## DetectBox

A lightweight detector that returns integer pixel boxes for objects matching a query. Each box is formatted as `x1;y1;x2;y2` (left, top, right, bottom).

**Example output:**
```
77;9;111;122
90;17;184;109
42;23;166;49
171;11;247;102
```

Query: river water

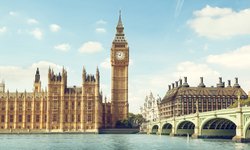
0;134;249;150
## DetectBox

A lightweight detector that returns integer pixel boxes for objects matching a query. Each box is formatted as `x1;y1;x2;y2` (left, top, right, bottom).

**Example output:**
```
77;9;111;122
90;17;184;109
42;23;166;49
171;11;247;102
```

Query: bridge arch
243;120;250;138
151;125;159;134
161;123;172;135
200;116;236;131
176;120;195;136
201;117;236;138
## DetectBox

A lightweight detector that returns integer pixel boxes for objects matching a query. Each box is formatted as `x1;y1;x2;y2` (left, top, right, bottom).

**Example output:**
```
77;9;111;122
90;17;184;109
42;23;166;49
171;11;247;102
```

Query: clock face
116;51;125;60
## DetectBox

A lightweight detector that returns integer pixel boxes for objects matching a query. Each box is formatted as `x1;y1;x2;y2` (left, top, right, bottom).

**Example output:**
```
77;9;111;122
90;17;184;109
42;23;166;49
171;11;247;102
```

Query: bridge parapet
147;107;250;142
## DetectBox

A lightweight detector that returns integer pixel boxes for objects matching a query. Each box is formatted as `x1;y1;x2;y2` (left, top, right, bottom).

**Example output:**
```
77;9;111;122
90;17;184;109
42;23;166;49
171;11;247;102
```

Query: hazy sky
1;0;250;113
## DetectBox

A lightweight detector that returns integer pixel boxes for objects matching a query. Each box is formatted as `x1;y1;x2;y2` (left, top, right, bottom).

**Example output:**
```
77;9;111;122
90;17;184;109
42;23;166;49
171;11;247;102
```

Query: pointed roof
117;10;123;28
113;10;127;43
35;68;40;83
36;68;40;75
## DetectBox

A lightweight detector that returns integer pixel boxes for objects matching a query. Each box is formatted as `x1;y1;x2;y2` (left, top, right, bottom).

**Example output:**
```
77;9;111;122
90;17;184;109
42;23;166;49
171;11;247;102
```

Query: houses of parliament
0;13;129;133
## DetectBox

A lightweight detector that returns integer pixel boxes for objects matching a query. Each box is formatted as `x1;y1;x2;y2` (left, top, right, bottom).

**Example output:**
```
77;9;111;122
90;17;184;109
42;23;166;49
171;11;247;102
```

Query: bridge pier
232;136;250;143
191;113;200;138
169;118;176;136
232;108;250;143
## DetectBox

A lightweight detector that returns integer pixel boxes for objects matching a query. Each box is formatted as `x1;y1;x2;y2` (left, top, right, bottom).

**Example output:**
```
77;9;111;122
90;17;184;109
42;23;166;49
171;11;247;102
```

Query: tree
128;113;145;128
229;97;250;108
115;113;145;128
115;119;132;128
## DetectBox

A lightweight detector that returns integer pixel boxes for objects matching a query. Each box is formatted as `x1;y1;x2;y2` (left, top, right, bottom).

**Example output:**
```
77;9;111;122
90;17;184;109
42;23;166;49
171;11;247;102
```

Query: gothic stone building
140;92;161;132
160;77;248;119
0;13;129;133
140;92;161;123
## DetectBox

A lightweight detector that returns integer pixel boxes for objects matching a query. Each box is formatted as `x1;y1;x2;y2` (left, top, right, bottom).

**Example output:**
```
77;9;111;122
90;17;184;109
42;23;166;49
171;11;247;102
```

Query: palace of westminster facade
0;13;129;133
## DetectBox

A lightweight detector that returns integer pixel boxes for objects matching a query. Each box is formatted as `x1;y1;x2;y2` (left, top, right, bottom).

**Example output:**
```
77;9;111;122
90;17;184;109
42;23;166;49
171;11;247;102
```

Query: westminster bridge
147;107;250;142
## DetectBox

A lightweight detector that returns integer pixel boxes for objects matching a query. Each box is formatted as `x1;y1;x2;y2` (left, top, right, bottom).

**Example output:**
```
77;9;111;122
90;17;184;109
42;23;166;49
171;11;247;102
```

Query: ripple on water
0;134;249;150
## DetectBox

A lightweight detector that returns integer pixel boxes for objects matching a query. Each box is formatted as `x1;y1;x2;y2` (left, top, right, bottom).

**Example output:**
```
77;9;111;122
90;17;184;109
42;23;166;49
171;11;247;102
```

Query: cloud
173;61;220;80
0;61;62;91
0;26;7;33
100;58;111;69
96;19;107;25
95;28;106;33
54;43;71;52
194;5;233;17
30;28;43;40
188;5;250;39
50;24;61;32
207;45;250;69
31;61;62;70
9;11;18;16
27;18;39;25
78;41;104;53
203;44;208;51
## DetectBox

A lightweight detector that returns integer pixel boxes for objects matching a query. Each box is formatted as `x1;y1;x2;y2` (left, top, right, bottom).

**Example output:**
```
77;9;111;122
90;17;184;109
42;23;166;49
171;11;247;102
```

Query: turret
95;67;100;96
61;67;68;95
0;80;5;93
82;66;86;84
35;68;40;83
47;67;67;95
96;67;100;84
34;68;41;93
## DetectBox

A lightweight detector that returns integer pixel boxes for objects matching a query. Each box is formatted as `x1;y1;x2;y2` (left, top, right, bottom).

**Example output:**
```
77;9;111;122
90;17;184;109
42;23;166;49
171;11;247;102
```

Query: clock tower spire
111;11;129;127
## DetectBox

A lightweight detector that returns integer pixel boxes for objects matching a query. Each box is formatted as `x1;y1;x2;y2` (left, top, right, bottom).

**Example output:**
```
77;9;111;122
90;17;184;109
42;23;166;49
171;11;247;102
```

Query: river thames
0;134;249;150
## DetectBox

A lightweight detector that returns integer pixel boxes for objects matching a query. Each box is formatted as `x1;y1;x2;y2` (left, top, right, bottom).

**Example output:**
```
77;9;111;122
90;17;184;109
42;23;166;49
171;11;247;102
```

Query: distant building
160;77;248;119
140;92;161;122
140;92;161;132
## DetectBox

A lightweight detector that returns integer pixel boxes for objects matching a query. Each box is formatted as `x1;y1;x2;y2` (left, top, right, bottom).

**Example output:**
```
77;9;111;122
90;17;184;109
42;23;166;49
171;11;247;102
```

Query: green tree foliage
115;120;132;128
229;97;250;108
115;113;145;128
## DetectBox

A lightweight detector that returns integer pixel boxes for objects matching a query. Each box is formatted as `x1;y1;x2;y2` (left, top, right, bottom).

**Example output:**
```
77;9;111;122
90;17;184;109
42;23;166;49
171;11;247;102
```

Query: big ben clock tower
111;11;129;127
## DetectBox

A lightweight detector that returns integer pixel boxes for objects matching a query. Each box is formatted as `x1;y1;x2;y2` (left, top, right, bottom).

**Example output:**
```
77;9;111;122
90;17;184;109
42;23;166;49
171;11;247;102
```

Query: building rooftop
161;77;248;103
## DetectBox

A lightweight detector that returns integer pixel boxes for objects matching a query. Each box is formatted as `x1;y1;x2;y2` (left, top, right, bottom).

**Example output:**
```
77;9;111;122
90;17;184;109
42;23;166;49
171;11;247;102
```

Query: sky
1;0;250;113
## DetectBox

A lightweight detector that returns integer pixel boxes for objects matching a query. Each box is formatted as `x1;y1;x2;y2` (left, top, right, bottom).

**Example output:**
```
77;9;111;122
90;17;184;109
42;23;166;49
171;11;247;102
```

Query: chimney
182;77;189;87
233;77;240;88
217;77;224;88
172;83;175;89
179;79;182;87
168;85;171;91
175;81;178;88
227;80;231;87
198;77;205;88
